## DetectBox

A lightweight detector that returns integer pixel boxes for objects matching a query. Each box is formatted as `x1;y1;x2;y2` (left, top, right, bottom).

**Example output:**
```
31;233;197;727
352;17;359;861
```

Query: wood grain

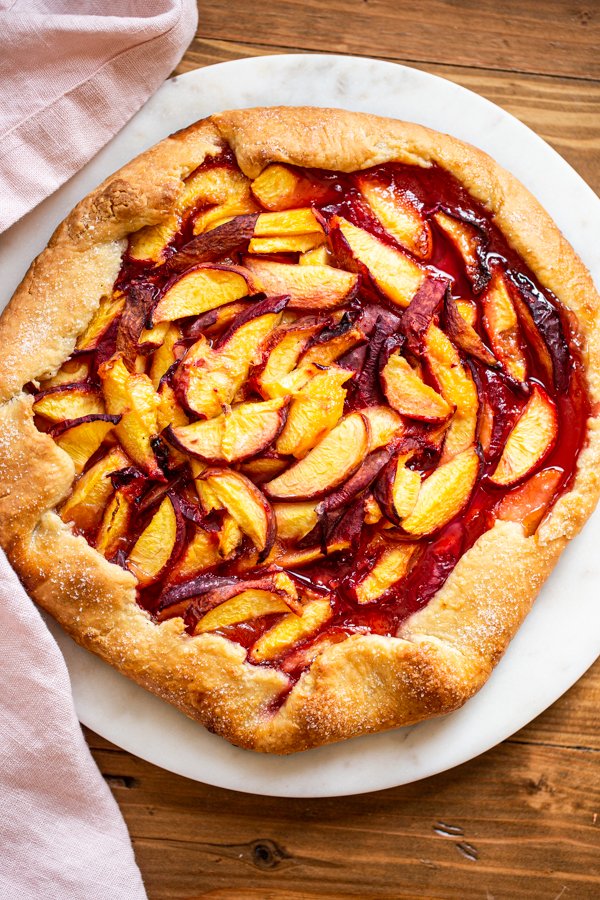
87;3;600;898
197;0;600;81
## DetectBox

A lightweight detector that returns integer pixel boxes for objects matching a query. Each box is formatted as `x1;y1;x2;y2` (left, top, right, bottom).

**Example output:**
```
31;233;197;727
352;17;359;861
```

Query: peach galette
1;108;599;753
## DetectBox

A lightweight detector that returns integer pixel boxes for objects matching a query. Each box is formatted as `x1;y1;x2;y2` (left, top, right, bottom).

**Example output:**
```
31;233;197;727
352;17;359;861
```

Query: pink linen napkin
0;0;198;233
0;551;147;899
0;1;199;896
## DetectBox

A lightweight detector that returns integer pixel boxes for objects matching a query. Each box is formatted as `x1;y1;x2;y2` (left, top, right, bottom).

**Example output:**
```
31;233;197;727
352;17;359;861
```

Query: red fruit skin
400;277;449;354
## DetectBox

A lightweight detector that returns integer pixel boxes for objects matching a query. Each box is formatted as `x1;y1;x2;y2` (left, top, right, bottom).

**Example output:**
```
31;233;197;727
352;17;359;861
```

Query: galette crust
1;107;599;753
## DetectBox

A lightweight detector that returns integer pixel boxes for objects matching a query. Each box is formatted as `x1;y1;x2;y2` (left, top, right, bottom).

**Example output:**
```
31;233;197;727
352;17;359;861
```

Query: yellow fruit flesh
249;598;333;662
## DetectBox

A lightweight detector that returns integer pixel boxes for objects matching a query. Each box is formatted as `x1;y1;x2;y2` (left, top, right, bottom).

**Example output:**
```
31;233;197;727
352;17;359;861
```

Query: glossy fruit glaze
34;149;590;682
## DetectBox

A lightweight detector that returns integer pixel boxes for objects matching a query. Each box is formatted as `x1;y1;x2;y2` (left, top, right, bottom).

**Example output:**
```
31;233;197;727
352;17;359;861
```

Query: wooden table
86;3;600;896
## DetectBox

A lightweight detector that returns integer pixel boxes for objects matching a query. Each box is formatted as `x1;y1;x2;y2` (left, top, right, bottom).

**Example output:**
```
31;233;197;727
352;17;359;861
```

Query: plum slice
127;494;185;587
153;265;258;324
249;598;333;663
400;277;448;355
161;213;259;277
433;209;489;292
265;412;370;501
489;385;558;487
401;445;480;536
510;273;571;393
381;350;452;423
444;294;497;367
329;215;425;308
243;257;358;310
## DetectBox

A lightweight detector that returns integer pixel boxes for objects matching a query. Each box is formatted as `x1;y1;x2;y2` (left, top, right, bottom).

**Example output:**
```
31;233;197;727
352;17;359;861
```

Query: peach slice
176;298;286;418
240;455;288;483
127;495;185;587
138;320;171;352
243;258;358;310
184;300;252;342
489;385;558;487
200;469;276;557
273;501;319;542
149;324;182;390
392;454;423;521
194;590;293;634
433;210;488;291
482;272;527;382
401;445;480;536
129;165;252;262
75;294;125;352
221;398;288;463
60;447;128;535
276;365;353;458
364;494;383;525
381;350;453;423
51;414;120;474
355;176;432;259
254;207;324;237
330;215;425;308
253;321;322;398
153;265;256;324
299;322;366;369
33;384;105;422
41;357;91;389
191;166;259;235
249;597;333;663
169;527;221;582
455;299;477;328
266;412;370;500
355;542;419;604
248;234;324;254
99;355;162;478
168;397;288;463
362;406;405;450
424;324;479;462
95;489;133;559
250;164;331;210
269;545;324;569
299;245;331;267
219;513;244;559
167;415;224;462
496;466;563;535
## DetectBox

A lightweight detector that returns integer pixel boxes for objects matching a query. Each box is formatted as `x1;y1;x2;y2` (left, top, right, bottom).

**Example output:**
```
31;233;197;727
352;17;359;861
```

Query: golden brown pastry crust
1;107;599;753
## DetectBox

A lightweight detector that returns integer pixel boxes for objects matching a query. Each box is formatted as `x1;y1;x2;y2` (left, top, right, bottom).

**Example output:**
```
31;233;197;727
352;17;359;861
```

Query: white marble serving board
1;55;599;798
